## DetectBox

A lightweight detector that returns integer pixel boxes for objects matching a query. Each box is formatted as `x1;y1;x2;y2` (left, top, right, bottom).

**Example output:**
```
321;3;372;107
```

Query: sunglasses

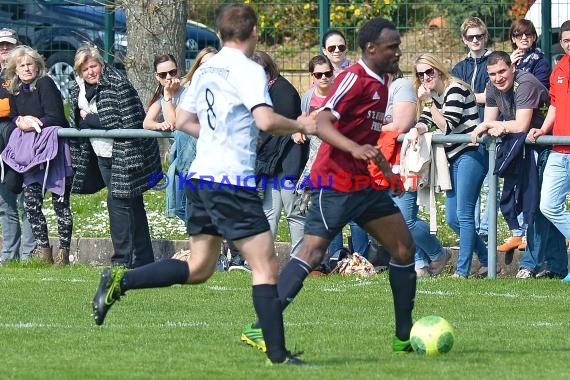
512;31;531;39
465;34;484;42
326;44;346;53
415;68;436;80
312;70;333;79
156;69;178;79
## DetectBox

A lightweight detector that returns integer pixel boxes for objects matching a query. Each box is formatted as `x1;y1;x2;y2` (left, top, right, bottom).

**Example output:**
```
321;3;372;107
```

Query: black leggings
23;179;73;249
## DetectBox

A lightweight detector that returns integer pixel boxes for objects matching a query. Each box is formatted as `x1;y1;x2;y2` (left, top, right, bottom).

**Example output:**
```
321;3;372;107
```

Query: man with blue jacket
452;17;493;245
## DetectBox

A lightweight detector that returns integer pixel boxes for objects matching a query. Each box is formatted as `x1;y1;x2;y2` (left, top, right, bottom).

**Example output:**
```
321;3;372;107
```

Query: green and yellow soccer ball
410;315;455;356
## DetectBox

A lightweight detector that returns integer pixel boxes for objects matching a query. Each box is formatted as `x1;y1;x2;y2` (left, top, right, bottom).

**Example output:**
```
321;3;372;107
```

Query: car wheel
46;51;76;100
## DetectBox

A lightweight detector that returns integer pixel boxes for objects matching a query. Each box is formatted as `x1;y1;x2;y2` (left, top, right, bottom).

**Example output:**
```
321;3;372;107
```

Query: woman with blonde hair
180;47;218;86
408;53;488;278
68;42;160;268
3;45;73;265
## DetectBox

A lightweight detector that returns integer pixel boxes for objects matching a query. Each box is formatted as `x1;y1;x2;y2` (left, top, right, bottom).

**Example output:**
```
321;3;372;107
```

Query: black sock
252;284;286;363
251;258;311;329
277;257;311;310
389;263;416;341
121;259;189;291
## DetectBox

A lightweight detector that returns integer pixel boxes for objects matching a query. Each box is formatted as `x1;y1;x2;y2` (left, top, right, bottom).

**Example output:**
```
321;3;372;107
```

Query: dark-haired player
242;17;417;353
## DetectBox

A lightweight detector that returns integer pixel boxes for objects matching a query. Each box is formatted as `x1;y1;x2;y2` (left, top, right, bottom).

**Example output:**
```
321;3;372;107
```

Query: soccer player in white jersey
90;3;316;365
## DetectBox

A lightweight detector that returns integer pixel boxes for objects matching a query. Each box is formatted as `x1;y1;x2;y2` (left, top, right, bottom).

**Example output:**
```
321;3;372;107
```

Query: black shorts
304;187;400;240
184;179;270;240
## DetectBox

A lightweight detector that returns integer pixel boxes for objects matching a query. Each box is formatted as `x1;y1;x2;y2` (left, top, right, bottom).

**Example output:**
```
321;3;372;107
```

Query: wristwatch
424;100;433;108
164;97;172;102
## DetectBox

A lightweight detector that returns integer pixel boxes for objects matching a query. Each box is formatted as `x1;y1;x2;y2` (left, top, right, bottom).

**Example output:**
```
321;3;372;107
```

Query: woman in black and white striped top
409;53;488;279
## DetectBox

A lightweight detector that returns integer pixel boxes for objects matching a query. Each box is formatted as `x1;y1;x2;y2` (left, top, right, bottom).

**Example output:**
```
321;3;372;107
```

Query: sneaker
91;267;125;326
562;273;570;283
536;270;565;279
451;273;467;279
228;261;252;273
266;351;306;366
517;236;527;251
392;336;413;353
429;248;452;276
515;267;535;279
497;236;523;252
473;266;488;278
240;324;266;352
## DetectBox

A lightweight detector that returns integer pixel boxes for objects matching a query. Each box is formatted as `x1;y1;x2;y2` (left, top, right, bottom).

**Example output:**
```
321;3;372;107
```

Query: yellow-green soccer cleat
91;267;125;326
240;324;267;352
392;336;413;353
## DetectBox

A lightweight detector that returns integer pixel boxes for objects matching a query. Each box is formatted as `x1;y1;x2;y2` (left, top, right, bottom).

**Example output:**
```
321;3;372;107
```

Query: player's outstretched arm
252;105;316;136
175;108;201;137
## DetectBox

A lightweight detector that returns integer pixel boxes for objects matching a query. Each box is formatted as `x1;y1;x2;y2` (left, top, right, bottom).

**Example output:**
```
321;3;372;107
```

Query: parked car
0;0;220;99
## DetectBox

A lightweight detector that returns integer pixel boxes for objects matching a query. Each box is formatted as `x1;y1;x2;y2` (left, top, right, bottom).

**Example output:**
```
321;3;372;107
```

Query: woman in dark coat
68;43;161;268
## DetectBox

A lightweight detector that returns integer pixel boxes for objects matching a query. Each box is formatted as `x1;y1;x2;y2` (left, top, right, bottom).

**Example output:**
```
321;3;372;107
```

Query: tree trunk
121;0;188;108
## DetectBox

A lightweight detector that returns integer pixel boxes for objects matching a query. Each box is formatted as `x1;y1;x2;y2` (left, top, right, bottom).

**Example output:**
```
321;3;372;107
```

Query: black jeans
97;156;154;268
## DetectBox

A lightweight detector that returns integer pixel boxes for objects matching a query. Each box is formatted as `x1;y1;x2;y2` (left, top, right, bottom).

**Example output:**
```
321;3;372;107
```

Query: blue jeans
474;174;487;234
520;210;568;275
393;191;444;269
446;147;488;277
328;221;370;256
512;213;526;237
540;152;570;239
174;173;188;221
0;185;35;262
522;149;568;275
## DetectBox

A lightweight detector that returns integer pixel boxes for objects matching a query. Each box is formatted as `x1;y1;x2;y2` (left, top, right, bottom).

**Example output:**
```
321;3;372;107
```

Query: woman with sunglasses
143;54;182;131
298;55;370;260
146;49;217;222
322;29;350;77
509;19;551;88
409;53;488;279
370;68;451;277
69;43;161;268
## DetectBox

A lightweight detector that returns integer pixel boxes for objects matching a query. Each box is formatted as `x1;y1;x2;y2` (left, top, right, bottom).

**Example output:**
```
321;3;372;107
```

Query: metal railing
57;128;569;279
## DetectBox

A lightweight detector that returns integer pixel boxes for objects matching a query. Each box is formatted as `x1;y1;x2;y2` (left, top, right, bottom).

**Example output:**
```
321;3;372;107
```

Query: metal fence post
104;0;115;64
318;0;330;52
485;136;498;278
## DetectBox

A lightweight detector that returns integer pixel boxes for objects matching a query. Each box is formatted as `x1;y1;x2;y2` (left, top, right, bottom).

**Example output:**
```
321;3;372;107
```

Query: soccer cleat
265;351;306;366
240;324;266;352
392;336;413;353
92;267;126;326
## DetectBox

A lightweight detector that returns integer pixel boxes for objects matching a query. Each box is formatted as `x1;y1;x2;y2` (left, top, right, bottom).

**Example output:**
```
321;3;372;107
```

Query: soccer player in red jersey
242;17;417;354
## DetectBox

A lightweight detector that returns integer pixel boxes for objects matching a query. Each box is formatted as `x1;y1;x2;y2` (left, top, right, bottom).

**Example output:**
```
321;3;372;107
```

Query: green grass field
1;264;568;380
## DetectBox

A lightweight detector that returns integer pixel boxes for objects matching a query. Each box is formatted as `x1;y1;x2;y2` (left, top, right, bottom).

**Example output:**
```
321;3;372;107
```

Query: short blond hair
460;16;488;39
4;45;46;94
73;43;105;76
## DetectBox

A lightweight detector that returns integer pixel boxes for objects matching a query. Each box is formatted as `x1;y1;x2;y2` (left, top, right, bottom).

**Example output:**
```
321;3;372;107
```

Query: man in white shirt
90;3;316;366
